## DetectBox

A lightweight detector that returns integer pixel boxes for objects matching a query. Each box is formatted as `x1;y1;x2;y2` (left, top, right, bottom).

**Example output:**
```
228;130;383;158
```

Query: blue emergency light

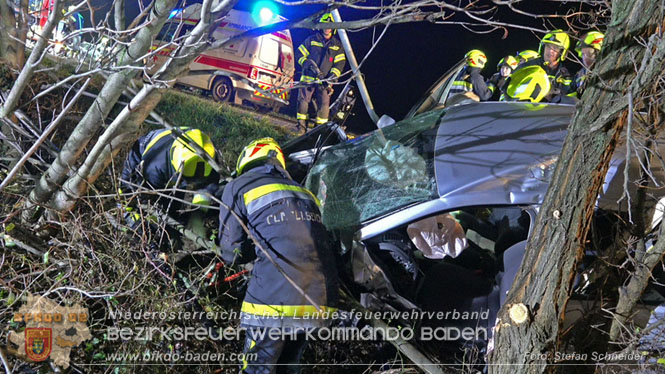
169;8;182;19
251;1;278;25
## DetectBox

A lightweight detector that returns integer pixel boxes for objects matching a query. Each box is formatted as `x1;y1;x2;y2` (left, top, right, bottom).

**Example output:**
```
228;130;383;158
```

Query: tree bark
0;0;21;69
0;0;62;119
114;0;126;32
489;1;665;373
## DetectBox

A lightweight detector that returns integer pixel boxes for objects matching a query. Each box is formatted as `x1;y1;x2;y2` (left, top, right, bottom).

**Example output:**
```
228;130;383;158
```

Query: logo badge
25;328;52;362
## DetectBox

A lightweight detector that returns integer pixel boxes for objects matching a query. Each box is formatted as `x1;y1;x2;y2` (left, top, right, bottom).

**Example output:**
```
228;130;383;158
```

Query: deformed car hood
434;102;572;208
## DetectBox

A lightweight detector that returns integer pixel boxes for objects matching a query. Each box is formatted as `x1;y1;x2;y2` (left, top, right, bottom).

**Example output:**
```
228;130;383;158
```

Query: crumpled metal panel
434;101;572;207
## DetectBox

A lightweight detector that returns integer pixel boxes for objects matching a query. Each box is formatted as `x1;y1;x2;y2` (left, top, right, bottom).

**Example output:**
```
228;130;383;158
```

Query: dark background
95;0;593;134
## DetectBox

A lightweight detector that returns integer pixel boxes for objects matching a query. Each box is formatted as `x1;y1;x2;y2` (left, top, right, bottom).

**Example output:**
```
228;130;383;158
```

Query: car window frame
404;60;465;119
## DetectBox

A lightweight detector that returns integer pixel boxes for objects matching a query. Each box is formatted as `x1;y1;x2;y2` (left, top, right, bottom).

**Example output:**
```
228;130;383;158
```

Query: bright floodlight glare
259;7;274;23
252;1;278;25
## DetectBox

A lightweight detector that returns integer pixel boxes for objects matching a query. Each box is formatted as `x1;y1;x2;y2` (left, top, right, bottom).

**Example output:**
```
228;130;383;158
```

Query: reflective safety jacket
520;57;573;95
120;128;219;212
570;67;588;98
296;32;346;83
218;163;339;328
448;67;492;101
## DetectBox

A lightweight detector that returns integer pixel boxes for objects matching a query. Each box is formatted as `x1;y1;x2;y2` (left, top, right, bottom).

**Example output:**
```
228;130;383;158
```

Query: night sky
104;0;595;134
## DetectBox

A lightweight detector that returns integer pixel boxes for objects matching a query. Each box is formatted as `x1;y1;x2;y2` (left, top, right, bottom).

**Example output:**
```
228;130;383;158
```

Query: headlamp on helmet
465;49;487;69
236;137;286;175
538;29;570;61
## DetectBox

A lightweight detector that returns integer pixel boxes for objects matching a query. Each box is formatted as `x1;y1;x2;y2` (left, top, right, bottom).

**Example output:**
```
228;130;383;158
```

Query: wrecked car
283;62;665;358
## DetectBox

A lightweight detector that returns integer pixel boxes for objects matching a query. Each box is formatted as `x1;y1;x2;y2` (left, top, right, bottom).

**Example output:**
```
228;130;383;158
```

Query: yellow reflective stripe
297;56;307;65
567;92;578;98
298;44;309;57
452;80;472;90
329;45;340;50
192;193;210;206
243;183;320;215
330;68;341;77
310;41;323;47
488;84;496;93
296;113;308;120
315;117;328;124
333;54;345;63
300;75;316;82
557;77;572;85
241;301;337;317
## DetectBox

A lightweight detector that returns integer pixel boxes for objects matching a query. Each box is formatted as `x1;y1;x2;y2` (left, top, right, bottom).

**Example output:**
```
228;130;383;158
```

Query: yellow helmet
503;65;551;103
319;12;337;35
465;49;487;69
319;12;334;23
497;55;519;71
517;50;540;64
170;129;216;178
538;29;570;61
575;31;604;57
236;137;286;175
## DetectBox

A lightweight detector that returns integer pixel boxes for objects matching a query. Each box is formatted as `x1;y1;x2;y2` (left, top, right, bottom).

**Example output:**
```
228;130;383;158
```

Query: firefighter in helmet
572;31;604;97
296;13;347;132
447;49;493;103
218;138;339;373
500;65;552;103
119;127;220;219
487;55;519;100
519;30;573;95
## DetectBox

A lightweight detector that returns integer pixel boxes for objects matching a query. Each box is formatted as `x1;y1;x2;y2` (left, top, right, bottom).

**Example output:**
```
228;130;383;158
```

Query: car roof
360;101;574;239
434;101;573;206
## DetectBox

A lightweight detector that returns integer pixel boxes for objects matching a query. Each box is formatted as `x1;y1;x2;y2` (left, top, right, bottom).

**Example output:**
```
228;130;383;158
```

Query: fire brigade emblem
25;328;52;361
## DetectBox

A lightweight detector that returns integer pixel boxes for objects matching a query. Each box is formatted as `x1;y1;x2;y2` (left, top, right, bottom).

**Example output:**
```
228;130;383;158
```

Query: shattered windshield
305;110;443;231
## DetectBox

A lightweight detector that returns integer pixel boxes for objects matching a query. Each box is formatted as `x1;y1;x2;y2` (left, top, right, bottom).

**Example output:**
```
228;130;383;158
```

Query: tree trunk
23;0;178;220
49;0;239;212
489;1;665;373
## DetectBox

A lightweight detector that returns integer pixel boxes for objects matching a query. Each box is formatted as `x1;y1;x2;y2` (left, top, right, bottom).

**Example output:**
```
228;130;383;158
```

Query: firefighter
119;127;220;221
447;49;492;103
500;65;552;103
519;30;573;95
487;55;519;100
296;13;346;132
218;138;338;373
571;31;604;97
501;65;576;104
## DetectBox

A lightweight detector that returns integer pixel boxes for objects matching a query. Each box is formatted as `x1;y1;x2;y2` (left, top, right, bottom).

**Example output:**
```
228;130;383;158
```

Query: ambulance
149;5;295;111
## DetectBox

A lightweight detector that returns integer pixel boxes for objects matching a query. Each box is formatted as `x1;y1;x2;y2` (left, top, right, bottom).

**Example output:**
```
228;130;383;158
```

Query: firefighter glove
303;59;322;77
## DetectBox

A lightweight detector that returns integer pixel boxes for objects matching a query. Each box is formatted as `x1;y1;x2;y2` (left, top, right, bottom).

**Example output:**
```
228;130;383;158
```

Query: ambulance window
259;37;279;66
280;43;294;70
